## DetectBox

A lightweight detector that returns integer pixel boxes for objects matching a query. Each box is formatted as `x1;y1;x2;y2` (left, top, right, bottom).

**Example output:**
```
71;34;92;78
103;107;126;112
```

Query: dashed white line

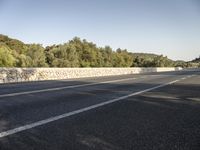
0;78;181;138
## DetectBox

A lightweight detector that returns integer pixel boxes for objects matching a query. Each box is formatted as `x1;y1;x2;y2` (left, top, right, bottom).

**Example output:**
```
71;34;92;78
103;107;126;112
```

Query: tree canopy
0;34;197;68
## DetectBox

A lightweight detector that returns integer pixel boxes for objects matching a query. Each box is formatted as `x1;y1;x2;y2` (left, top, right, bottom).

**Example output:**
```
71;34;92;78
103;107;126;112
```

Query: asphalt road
0;69;199;150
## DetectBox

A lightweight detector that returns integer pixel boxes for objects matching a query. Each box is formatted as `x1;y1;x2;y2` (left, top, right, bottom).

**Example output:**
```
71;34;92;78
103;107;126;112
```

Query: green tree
17;54;32;67
100;46;113;67
27;44;48;67
46;44;79;67
0;45;16;67
152;55;174;67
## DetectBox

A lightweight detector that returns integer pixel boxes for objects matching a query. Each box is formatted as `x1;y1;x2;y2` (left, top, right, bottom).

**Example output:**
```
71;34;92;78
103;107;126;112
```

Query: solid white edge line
0;77;138;98
0;78;179;138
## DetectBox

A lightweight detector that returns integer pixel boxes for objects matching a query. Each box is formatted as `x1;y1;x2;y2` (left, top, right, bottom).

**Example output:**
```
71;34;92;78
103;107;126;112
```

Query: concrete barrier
0;67;182;83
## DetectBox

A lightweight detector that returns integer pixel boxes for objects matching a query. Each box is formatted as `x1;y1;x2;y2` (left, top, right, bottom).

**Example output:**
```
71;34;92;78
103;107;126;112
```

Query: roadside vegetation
0;34;199;68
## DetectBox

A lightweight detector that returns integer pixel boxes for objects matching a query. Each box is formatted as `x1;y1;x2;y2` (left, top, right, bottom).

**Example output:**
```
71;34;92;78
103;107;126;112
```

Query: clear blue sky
0;0;200;61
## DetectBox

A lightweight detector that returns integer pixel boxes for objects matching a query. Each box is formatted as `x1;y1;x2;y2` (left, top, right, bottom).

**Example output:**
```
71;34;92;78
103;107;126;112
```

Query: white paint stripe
0;78;180;138
176;74;196;81
186;74;197;80
187;74;196;78
0;77;138;98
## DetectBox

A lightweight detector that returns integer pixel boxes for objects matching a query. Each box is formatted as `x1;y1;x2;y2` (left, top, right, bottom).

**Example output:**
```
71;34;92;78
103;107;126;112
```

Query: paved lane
0;70;199;150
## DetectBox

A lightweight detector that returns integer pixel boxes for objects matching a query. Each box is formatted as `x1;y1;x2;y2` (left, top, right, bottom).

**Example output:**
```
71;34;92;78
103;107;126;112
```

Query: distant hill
188;56;200;68
132;53;159;58
0;34;28;54
191;56;200;63
131;53;159;61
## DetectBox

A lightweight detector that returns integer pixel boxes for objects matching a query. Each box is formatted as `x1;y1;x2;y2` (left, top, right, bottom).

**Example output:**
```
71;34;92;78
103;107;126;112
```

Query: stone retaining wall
0;67;182;83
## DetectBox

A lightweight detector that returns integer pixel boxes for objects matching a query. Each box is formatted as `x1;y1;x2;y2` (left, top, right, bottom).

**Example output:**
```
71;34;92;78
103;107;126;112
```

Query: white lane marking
0;79;180;138
183;74;195;80
178;74;196;81
0;77;141;98
187;75;195;78
185;74;196;79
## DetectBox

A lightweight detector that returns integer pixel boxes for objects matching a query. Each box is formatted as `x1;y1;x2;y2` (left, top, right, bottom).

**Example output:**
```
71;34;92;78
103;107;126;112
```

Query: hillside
0;34;28;54
0;34;191;68
191;56;200;63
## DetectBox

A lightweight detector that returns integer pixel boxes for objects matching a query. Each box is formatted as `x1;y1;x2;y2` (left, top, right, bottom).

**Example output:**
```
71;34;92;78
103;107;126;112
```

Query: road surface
0;69;199;150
